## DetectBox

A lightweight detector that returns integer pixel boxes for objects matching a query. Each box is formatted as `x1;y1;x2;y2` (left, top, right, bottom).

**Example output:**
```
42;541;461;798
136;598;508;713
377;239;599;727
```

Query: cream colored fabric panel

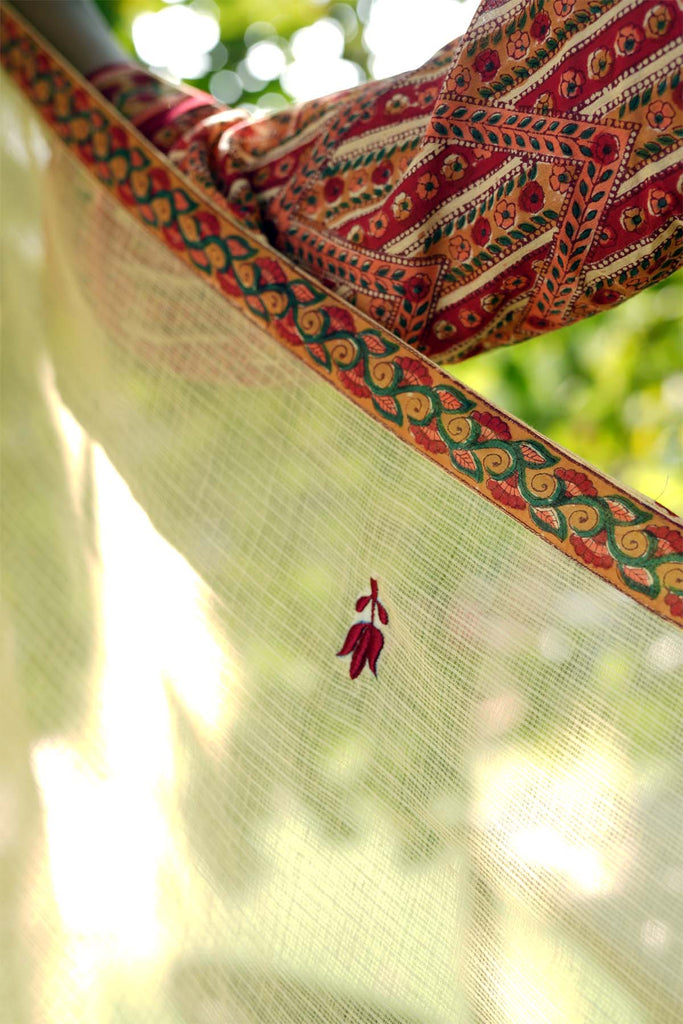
2;81;682;1024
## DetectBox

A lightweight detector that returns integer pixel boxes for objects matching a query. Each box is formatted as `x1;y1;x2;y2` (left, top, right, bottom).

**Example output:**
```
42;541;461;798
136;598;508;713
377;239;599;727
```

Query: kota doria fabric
89;0;683;361
1;7;683;1024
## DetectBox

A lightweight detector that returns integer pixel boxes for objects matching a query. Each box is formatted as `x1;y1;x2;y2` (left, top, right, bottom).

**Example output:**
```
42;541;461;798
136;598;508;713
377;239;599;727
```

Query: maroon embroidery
337;579;388;679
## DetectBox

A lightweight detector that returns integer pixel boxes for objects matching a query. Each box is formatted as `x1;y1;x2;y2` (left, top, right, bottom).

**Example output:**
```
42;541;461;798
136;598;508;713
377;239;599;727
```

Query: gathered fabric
91;0;683;361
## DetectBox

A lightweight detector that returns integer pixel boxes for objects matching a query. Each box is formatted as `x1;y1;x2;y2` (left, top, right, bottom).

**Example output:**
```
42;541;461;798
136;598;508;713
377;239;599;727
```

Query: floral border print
1;2;681;625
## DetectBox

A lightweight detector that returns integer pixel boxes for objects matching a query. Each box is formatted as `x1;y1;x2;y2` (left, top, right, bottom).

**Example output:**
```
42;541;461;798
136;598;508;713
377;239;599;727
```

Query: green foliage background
96;0;682;511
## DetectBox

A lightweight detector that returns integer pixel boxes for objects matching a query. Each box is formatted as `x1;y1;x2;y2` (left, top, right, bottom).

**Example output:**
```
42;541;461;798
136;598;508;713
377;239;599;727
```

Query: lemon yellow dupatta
1;5;682;1023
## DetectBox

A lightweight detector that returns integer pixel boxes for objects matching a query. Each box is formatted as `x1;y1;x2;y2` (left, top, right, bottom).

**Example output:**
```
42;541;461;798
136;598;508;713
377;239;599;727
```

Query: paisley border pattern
1;2;681;624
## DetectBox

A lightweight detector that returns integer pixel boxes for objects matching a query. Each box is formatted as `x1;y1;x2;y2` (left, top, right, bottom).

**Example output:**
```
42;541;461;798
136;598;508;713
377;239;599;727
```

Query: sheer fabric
2;3;683;1023
2;72;683;1024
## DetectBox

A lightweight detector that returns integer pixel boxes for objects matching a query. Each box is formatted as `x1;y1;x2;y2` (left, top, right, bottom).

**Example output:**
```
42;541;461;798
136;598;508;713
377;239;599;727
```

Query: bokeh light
132;2;220;80
132;0;479;105
364;0;476;78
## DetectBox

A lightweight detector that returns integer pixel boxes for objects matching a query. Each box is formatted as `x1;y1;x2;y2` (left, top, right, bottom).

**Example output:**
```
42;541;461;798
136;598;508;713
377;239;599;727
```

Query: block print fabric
91;0;683;361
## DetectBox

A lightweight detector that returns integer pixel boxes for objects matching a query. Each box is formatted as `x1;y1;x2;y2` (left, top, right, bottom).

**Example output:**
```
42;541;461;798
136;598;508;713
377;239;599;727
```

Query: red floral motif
615;24;644;57
255;257;287;286
665;592;683;618
274;309;301;347
433;319;456;341
372;159;394;186
337;578;388;679
495;200;516;229
338;361;371;397
442;152;468;181
650;525;683;556
349;171;367;195
550;166;574;193
396;356;432;386
368;212;389;238
472;217;491;246
592;132;620;164
507;31;531;60
588;47;613;80
481;292;503;312
474;49;501;82
324;176;344;202
570;530;614;569
472;410;512;441
530;12;551;40
487;473;526;509
417;172;439;200
449;66;471;94
535;91;555;112
645;3;674;38
559;68;585;100
502;273;530;292
419;86;438;107
592;287;620;305
370;297;392;323
392;191;412;220
410;419;448;453
449;234;471;262
405;273;432;301
519;181;545;213
385;92;409;115
620;206;645;232
648;188;676;216
557;467;598;497
326;305;356;334
459;307;482;328
597;224;616;247
647;100;674;130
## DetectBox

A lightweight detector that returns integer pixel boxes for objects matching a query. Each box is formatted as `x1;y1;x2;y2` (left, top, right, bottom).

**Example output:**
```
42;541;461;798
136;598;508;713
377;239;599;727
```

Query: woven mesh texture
2;81;682;1024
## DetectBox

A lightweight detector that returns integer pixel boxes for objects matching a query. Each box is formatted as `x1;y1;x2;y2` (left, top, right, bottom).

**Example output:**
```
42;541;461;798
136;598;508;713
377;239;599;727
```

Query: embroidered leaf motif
451;448;482;480
605;496;649;525
435;385;473;413
530;505;568;540
290;281;323;305
225;236;256;258
372;393;403;423
519;441;556;467
620;564;658;597
337;580;388;679
361;330;398;356
306;342;331;369
246;294;267;318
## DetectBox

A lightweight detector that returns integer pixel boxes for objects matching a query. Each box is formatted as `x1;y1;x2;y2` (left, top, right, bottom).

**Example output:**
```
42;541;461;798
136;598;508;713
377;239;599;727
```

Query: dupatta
1;3;682;1022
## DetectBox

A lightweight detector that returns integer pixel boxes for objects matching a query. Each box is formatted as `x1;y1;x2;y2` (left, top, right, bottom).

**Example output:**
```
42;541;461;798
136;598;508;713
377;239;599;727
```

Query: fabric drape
1;3;682;1024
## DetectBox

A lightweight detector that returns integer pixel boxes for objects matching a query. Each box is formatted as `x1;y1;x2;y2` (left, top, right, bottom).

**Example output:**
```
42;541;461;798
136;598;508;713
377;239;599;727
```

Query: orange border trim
1;2;681;624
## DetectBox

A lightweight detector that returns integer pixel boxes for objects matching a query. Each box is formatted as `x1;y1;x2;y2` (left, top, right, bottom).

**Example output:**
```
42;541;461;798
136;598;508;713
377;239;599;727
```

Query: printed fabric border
1;1;681;625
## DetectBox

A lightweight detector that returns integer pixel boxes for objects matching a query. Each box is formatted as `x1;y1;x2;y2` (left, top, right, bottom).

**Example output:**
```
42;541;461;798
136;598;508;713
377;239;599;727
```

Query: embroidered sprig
337;578;388;679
